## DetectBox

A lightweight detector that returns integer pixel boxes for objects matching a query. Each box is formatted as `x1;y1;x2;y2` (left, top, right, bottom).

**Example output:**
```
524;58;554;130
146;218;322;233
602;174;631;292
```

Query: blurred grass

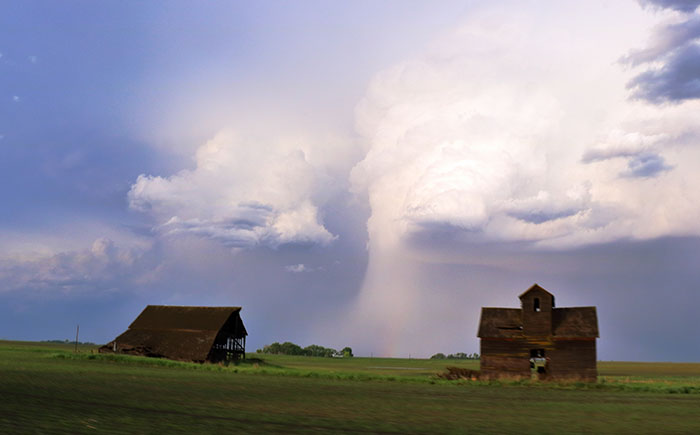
2;340;700;433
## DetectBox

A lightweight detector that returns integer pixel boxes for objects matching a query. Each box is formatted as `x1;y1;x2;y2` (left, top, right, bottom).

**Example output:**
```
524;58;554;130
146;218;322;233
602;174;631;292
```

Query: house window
534;297;540;312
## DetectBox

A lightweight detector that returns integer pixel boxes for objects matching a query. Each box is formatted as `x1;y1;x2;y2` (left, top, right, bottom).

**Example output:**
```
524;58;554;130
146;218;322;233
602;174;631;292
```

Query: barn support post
234;317;238;360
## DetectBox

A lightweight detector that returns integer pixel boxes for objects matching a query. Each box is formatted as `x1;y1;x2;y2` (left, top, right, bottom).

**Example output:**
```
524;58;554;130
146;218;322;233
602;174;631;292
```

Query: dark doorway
529;349;546;378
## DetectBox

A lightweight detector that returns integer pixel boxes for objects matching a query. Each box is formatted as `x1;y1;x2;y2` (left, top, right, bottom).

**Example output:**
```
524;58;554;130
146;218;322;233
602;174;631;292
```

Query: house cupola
519;284;554;336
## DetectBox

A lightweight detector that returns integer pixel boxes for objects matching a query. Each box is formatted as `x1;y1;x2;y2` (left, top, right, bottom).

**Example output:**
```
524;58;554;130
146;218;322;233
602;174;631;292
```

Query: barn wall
480;338;530;378
480;337;597;381
549;339;597;381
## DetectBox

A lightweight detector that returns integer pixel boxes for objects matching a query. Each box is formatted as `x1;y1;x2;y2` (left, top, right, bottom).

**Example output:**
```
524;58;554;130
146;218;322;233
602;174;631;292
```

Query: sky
1;0;700;361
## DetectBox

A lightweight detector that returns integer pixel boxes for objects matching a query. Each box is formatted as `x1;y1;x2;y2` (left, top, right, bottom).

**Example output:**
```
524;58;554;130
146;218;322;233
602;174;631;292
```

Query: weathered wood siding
548;339;597;381
480;338;530;378
521;287;553;337
481;337;597;381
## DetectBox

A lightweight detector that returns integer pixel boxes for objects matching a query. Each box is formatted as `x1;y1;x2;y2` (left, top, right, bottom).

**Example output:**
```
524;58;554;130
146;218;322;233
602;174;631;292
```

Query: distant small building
477;284;598;381
100;305;247;363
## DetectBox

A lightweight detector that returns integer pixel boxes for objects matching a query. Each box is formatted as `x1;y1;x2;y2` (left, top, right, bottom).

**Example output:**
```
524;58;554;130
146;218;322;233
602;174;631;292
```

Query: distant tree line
256;341;353;358
41;339;97;345
430;352;479;360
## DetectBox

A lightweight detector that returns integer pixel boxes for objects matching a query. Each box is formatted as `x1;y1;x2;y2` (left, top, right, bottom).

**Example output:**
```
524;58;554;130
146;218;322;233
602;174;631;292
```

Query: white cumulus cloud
285;264;309;273
352;2;700;251
129;130;337;249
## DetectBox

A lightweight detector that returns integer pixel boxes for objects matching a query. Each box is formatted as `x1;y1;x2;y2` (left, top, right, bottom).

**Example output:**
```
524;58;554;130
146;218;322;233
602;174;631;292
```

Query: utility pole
75;324;79;353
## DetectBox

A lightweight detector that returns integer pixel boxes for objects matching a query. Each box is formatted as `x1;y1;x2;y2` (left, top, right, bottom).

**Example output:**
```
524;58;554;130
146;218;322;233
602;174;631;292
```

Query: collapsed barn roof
103;305;247;362
128;305;245;332
477;306;598;338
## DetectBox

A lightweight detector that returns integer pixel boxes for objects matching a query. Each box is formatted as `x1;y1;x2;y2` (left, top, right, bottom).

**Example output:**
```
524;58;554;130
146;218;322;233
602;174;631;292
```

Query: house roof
518;283;554;299
477;306;598;338
129;305;242;332
552;307;598;337
477;308;523;338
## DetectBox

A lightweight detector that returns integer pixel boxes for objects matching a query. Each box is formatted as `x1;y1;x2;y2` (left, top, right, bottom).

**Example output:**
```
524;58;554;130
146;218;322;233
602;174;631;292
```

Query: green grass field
2;340;700;434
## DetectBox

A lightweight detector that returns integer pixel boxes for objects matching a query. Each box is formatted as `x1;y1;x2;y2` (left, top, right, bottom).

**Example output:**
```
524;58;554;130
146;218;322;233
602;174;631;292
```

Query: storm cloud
352;5;700;251
346;1;700;356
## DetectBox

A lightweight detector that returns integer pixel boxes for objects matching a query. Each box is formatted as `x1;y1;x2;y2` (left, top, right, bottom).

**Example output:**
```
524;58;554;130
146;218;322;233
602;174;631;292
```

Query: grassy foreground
1;341;700;434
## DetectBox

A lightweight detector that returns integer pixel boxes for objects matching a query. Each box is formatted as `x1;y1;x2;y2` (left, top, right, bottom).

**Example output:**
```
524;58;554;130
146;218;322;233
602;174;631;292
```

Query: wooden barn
478;284;598;381
99;305;247;363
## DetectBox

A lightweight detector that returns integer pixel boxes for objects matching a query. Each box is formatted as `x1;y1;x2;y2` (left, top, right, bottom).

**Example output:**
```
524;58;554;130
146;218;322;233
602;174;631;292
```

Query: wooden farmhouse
99;305;247;363
477;284;598;381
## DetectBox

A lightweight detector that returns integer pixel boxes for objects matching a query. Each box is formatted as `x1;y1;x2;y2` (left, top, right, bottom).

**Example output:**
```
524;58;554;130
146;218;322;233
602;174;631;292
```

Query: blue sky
2;0;700;361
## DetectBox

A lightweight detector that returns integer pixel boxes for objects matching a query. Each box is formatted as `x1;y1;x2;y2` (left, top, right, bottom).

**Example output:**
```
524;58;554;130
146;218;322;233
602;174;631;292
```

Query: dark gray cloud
623;16;700;66
508;209;580;224
582;147;673;179
582;148;643;163
627;43;700;102
638;0;700;13
626;9;700;102
624;153;673;177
